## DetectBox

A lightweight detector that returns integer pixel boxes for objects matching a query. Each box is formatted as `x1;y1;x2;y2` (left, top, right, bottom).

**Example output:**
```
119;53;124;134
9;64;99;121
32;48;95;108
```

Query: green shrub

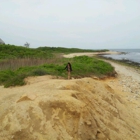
71;56;114;77
4;74;27;88
30;68;48;76
0;70;16;84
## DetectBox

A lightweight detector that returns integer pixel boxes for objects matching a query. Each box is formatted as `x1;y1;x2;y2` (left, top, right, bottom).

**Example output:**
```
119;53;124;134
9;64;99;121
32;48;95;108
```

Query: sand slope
0;75;140;140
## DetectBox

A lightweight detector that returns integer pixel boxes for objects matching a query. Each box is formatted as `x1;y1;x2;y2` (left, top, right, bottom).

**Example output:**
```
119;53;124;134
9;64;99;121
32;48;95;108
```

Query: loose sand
0;52;140;140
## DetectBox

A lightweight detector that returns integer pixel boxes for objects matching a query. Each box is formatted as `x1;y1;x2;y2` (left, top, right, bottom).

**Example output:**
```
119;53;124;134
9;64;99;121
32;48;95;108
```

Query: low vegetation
0;44;108;59
0;44;114;87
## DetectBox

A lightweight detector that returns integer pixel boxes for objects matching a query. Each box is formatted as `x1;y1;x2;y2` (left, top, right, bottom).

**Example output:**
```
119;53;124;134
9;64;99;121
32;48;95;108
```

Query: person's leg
68;71;71;79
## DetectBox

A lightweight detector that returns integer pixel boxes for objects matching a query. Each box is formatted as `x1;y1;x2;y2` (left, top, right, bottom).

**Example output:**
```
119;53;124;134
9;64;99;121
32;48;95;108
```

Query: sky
0;0;140;49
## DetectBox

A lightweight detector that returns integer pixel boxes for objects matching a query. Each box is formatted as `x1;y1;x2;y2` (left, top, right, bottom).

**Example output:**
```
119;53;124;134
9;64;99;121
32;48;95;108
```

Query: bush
0;70;16;84
71;56;114;78
4;74;27;88
30;68;48;76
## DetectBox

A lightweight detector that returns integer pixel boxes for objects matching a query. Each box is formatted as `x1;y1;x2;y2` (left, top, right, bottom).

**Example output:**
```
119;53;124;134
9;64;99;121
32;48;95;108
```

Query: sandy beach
63;51;122;58
0;52;140;140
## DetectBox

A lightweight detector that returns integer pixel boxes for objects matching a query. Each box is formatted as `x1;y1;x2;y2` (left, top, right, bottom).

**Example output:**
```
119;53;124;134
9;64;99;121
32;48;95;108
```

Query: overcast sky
0;0;140;49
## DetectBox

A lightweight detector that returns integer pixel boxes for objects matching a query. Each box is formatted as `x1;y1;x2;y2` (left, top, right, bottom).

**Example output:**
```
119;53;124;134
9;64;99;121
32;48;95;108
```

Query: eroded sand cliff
0;75;140;140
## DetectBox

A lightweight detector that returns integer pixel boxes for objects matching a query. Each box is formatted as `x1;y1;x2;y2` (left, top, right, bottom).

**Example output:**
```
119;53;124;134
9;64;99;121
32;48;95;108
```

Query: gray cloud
0;0;140;49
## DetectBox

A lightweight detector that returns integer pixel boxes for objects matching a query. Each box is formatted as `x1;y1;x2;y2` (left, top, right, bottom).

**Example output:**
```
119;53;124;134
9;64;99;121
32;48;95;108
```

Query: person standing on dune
64;62;72;79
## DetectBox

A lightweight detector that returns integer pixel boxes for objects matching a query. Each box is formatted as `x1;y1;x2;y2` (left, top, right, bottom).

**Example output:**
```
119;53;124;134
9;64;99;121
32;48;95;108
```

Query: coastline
99;49;140;67
63;50;140;68
63;51;122;58
98;55;140;69
63;51;140;69
102;59;140;94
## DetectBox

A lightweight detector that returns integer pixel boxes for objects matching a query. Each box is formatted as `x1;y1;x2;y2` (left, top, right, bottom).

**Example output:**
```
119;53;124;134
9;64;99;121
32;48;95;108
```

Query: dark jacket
65;63;72;72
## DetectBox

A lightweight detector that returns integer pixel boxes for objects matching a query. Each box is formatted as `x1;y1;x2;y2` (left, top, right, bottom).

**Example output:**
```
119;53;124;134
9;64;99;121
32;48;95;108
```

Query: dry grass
0;55;63;71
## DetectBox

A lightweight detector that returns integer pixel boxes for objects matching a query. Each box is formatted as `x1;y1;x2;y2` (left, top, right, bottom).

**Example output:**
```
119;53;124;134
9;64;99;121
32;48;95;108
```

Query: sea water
102;49;140;64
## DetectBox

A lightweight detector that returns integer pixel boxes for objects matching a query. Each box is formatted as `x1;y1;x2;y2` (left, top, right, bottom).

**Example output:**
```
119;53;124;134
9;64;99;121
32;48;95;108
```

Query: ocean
102;49;140;64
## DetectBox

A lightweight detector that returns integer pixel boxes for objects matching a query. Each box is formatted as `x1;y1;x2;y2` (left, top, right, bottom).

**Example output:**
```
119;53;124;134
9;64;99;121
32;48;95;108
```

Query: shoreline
103;59;140;96
97;55;140;69
63;51;122;58
98;50;140;67
63;51;140;68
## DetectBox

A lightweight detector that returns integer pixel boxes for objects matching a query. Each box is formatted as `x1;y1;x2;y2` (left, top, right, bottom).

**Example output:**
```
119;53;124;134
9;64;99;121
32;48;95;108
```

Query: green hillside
0;44;114;87
0;44;52;59
0;44;108;59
